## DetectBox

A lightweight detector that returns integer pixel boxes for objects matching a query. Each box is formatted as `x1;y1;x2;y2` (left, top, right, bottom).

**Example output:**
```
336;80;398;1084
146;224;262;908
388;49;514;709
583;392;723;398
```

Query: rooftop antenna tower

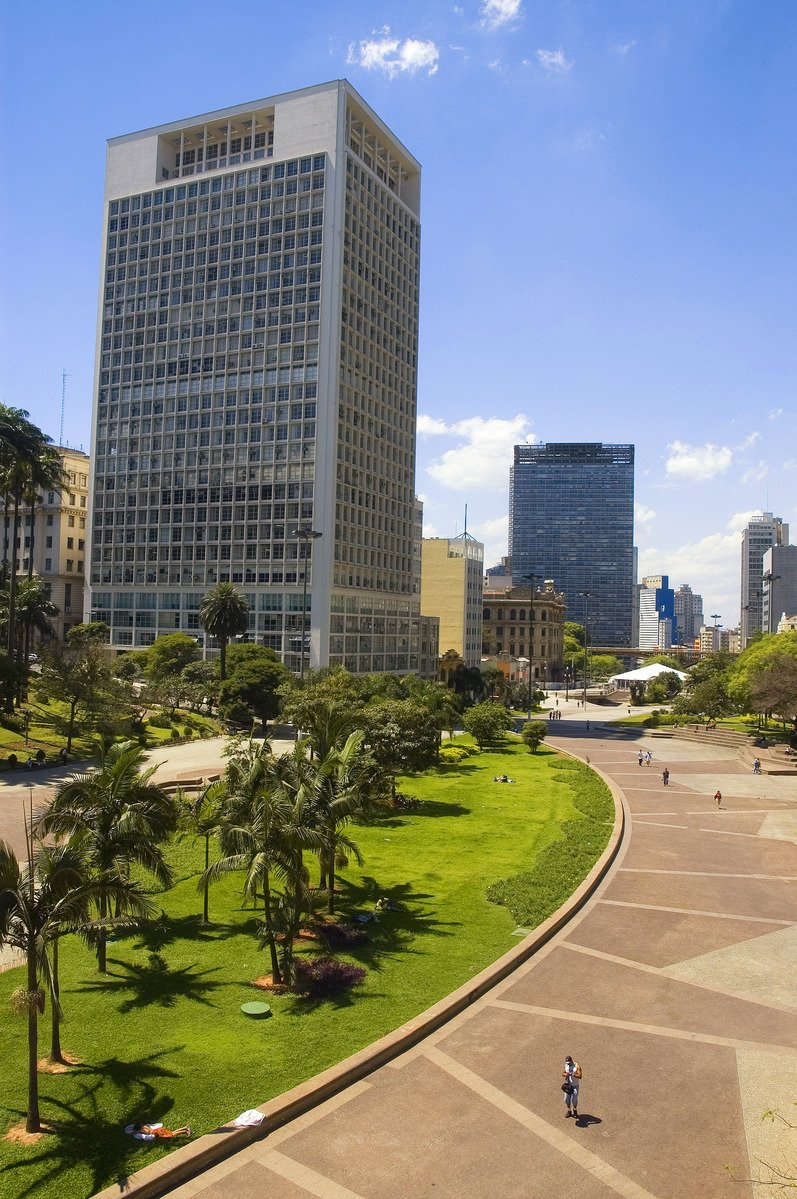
59;370;70;447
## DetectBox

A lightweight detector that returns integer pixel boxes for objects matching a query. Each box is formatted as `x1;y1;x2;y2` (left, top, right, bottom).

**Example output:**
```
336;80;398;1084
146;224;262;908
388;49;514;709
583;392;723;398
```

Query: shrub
311;921;369;951
171;728;181;741
439;745;469;764
0;712;25;733
293;957;366;999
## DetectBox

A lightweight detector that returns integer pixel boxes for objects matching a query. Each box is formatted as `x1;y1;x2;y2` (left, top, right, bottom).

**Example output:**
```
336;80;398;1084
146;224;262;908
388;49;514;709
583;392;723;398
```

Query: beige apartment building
482;580;566;682
420;535;484;667
88;80;435;677
24;447;90;641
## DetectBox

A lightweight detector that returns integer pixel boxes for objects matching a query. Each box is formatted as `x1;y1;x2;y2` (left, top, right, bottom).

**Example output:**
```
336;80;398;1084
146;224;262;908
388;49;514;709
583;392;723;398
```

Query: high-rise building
762;544;797;637
89;81;434;675
674;583;703;642
509;443;634;646
25;447;90;642
740;512;789;646
636;574;675;649
421;535;484;666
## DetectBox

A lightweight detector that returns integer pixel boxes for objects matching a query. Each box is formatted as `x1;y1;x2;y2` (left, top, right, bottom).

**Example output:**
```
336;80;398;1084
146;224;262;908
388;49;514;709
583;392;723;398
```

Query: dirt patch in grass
252;975;290;994
37;1052;81;1074
4;1122;58;1145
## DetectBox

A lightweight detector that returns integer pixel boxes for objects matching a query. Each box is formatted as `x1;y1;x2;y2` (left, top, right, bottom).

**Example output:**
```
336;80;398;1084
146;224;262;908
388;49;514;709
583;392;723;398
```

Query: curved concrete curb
92;754;627;1199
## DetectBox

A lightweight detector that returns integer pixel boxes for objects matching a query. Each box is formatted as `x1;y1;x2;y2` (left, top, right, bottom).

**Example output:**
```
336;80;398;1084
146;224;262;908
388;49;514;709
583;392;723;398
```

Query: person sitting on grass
127;1121;192;1141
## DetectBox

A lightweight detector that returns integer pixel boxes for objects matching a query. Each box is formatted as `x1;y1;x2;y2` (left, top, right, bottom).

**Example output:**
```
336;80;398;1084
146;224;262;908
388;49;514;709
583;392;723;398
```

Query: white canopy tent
609;663;689;688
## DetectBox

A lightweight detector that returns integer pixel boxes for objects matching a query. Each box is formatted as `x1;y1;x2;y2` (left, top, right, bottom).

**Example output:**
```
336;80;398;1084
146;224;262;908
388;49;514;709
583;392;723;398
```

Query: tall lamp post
290;527;322;679
710;612;722;653
579;590;592;711
519;574;536;714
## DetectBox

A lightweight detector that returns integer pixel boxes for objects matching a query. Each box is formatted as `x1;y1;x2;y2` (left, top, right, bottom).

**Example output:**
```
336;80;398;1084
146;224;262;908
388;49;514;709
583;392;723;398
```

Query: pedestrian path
152;728;797;1199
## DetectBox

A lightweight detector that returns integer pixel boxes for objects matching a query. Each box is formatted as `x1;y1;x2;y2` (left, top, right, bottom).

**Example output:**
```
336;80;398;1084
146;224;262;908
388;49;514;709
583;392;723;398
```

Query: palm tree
295;702;374;913
0;407;65;708
35;740;176;972
198;583;249;681
178;780;226;924
0;835;153;1132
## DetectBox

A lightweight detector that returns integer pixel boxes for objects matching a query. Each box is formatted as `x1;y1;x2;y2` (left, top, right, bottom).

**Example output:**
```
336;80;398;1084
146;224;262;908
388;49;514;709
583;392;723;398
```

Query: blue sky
1;0;795;628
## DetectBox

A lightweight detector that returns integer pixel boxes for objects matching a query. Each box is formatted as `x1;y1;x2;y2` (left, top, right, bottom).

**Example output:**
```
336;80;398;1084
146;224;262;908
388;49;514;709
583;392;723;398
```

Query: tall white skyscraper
89;81;435;675
740;512;789;647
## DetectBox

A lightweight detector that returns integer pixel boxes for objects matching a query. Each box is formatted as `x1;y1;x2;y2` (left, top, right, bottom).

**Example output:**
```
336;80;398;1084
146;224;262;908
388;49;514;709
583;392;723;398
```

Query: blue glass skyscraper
509;442;635;646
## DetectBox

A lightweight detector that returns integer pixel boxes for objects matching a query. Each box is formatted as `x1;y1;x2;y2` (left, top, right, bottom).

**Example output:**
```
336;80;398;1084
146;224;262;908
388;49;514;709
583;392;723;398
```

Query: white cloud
726;509;762;533
347;29;440;78
665;440;732;482
638;528;743;626
536;48;572;73
611;40;636;56
784;459;797;471
736;431;760;452
487;58;502;71
742;461;768;485
425;414;536;491
480;0;522;29
422;520;438;538
768;407;784;420
634;502;656;527
417;414;449;436
472;514;509;567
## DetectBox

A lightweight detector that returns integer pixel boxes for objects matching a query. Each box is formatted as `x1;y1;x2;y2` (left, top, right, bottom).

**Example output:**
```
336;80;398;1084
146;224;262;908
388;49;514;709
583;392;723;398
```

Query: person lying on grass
126;1121;192;1141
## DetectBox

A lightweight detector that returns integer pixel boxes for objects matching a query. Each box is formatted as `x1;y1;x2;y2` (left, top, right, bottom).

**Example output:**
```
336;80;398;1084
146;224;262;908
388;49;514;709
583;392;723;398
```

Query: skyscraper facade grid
509;442;635;646
88;80;434;676
740;512;789;647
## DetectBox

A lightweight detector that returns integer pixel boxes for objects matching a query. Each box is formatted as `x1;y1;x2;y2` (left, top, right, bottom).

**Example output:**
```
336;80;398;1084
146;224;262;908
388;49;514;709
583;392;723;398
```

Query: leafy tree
563;621;586;660
0;836;152;1131
279;667;365;734
727;632;797;721
644;671;683;703
36;741;176;971
361;698;440;802
180;660;218;713
673;676;735;721
449;663;485;701
145;632;200;686
37;631;126;752
748;657;797;733
587;653;624;682
218;645;289;731
479;666;507;702
521;720;548;753
688;650;734;684
463;700;513;747
199;583;249;681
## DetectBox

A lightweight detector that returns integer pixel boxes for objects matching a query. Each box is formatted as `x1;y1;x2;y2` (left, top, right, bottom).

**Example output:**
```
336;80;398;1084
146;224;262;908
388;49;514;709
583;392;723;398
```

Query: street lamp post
579;591;592;711
289;527;322;679
710;612;722;653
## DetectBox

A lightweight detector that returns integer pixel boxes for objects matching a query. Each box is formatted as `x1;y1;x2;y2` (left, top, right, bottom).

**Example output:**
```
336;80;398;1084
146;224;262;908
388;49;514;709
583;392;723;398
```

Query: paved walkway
160;720;797;1199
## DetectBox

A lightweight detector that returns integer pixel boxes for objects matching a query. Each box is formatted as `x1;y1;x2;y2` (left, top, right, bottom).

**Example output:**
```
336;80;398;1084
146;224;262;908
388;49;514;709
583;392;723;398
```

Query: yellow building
24;447;90;641
421;536;484;667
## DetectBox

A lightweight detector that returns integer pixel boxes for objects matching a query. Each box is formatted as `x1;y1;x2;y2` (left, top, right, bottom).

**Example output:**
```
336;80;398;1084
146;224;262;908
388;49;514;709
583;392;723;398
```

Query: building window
64;584;72;611
66;559;73;571
45;557;52;571
67;537;74;549
68;516;75;528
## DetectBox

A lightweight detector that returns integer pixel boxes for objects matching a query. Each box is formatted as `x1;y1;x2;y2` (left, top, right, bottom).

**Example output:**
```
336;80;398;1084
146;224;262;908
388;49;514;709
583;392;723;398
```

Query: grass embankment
615;712;792;740
0;738;613;1199
0;702;222;763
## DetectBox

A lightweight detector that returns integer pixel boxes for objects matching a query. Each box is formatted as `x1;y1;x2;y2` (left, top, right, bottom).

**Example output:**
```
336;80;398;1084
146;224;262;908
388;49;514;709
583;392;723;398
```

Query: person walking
644;750;652;767
662;768;670;786
637;751;643;767
752;758;761;775
714;790;722;808
562;1055;582;1118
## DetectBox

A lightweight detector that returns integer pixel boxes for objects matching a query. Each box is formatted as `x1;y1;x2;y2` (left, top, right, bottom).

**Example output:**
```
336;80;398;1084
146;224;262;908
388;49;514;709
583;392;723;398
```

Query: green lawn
0;738;612;1199
0;702;222;766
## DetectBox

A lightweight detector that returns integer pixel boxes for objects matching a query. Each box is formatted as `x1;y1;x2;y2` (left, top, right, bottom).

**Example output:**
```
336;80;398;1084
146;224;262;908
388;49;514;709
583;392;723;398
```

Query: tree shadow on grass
76;953;226;1013
128;911;243;953
2;1049;183;1199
